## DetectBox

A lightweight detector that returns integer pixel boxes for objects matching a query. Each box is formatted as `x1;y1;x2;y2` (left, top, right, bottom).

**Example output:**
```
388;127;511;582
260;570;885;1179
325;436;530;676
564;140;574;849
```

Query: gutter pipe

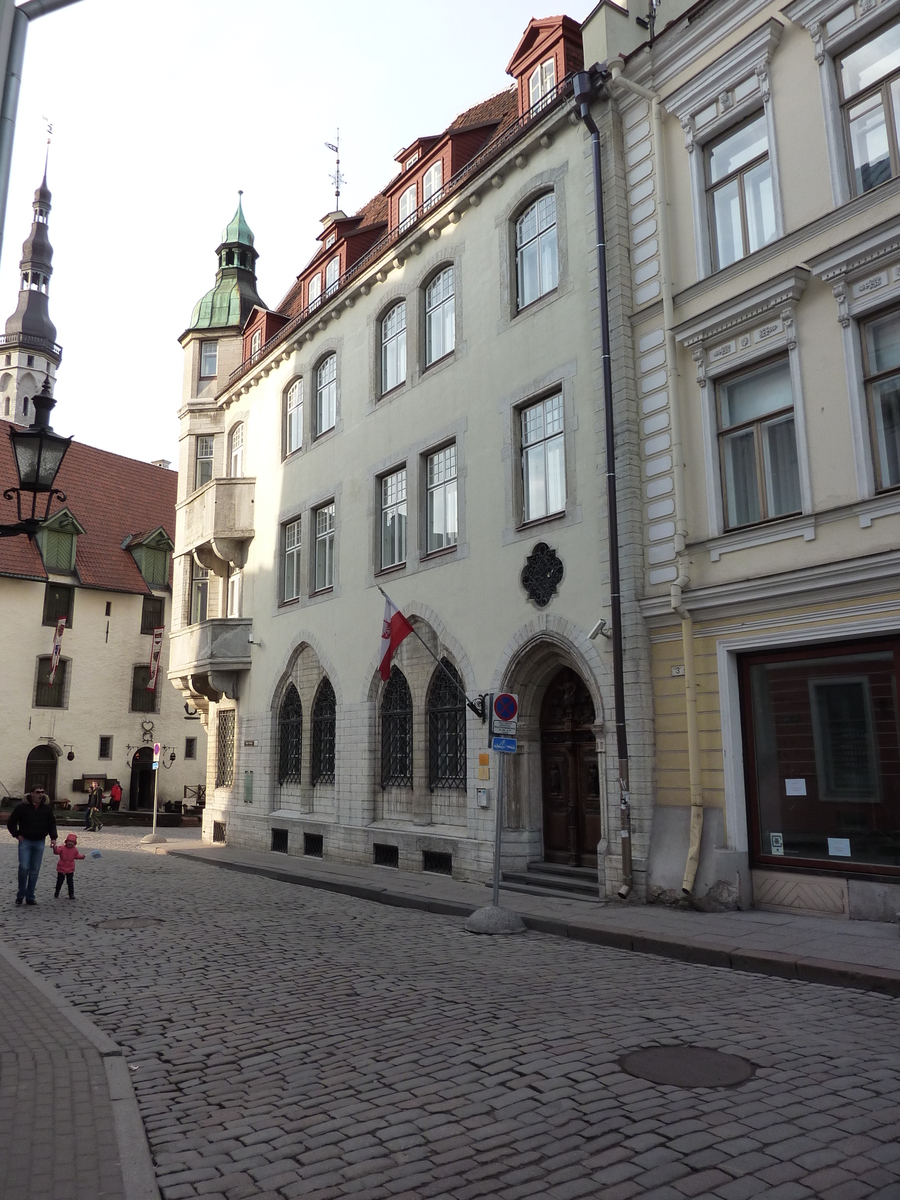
572;69;632;900
606;59;704;897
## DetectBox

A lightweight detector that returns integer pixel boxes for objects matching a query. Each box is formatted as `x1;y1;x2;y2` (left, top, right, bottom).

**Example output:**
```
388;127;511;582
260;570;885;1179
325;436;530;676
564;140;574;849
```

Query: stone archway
130;747;154;810
25;745;58;801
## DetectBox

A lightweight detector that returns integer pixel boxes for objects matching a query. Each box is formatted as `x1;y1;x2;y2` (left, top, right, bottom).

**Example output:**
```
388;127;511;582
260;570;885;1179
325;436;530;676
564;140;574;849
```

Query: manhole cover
620;1045;755;1088
94;917;163;931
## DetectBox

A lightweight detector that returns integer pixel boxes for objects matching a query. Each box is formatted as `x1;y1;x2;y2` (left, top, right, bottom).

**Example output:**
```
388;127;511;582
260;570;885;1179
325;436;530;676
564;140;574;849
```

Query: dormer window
130;529;173;587
529;58;556;112
325;232;336;249
325;255;340;297
423;161;443;210
405;152;419;169
309;273;322;310
399;183;417;231
36;508;83;574
250;329;261;356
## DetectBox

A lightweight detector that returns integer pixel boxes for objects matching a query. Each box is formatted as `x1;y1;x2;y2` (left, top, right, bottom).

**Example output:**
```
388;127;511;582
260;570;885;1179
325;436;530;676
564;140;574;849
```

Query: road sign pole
491;749;505;907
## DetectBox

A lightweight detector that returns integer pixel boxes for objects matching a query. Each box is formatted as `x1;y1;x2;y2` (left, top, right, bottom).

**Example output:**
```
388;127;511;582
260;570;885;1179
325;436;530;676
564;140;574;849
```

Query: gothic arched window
428;660;466;790
311;677;336;786
278;684;302;785
381;666;412;788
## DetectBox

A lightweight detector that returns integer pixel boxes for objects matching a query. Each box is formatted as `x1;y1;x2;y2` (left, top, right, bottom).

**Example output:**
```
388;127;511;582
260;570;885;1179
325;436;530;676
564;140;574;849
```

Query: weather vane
325;129;345;211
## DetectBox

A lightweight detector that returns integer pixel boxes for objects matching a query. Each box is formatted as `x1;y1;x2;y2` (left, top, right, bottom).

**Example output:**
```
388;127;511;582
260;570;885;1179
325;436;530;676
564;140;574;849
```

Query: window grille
423;850;452;875
311;677;336;785
381;666;413;788
428;660;466;790
141;594;164;634
131;665;157;713
216;710;236;789
374;843;399;868
184;737;197;760
213;820;226;844
35;657;67;708
271;828;288;854
304;832;323;857
278;685;302;784
98;736;112;760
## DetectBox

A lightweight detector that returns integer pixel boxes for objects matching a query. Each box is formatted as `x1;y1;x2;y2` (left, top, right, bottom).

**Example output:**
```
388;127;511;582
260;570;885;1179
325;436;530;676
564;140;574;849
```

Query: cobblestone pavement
0;939;126;1200
2;829;900;1200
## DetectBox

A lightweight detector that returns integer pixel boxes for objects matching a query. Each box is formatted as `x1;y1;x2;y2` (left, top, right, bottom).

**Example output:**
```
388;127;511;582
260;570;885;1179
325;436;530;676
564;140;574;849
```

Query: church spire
0;165;62;426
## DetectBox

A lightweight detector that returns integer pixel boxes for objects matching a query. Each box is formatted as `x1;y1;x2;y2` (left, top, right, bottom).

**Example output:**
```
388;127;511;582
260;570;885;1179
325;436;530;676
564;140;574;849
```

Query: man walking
7;785;58;906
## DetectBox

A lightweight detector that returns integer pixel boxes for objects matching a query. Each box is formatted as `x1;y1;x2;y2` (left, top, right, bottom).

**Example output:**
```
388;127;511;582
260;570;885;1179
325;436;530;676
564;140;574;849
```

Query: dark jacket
7;799;58;842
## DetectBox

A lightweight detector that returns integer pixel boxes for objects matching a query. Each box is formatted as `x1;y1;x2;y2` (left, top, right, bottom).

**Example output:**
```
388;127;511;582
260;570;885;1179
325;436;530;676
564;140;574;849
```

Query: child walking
53;833;85;899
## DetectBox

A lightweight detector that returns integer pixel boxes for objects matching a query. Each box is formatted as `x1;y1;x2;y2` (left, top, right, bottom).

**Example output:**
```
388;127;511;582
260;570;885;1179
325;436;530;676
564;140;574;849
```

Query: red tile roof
275;88;518;317
0;427;176;593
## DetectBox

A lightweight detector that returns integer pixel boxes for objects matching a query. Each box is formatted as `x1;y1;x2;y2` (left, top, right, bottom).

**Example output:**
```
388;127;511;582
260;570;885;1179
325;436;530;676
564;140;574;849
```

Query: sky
0;0;595;466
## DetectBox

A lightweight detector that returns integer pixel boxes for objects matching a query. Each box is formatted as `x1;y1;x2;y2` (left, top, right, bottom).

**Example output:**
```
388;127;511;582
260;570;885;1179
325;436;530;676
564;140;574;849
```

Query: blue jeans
17;839;45;902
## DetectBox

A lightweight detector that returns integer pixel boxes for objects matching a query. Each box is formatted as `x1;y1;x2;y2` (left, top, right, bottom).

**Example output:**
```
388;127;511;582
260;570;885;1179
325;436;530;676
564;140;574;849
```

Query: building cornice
807;214;900;280
674;269;809;347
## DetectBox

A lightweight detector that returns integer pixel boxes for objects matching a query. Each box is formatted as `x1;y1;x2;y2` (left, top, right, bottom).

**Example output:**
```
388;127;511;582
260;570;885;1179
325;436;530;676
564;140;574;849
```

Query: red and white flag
147;626;165;691
379;594;413;681
48;617;66;685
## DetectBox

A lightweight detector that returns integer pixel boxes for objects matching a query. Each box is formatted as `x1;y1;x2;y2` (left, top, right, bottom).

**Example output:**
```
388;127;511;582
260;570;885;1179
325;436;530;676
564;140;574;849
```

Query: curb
0;939;160;1200
167;849;900;998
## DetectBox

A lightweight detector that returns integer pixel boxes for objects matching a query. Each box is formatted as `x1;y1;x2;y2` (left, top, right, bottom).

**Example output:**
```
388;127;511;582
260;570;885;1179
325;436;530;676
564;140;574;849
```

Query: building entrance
540;667;601;866
130;747;154;810
24;745;58;801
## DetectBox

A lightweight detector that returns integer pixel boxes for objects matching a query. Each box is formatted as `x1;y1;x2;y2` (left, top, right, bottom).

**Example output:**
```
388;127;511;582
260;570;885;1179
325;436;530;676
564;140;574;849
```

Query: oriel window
195;436;214;490
190;562;209;624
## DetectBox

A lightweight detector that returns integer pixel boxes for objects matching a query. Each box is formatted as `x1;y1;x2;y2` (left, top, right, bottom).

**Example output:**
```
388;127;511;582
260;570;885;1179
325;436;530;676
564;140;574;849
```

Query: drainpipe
572;70;632;899
606;60;704;897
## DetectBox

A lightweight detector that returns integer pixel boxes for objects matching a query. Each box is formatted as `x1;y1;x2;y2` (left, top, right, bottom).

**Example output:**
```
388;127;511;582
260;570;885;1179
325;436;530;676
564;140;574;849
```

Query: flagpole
377;586;485;721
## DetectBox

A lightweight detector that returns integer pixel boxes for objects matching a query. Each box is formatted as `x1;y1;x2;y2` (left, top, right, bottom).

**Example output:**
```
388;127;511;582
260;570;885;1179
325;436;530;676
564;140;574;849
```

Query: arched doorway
540;667;601;866
25;745;58;801
130;747;154;810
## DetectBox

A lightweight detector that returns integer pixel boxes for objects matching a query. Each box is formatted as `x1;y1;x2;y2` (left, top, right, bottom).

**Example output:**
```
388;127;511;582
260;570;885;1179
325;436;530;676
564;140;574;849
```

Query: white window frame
325;255;340;296
195;436;214;490
425;444;458;554
676;270;814;559
381;301;407;394
423;161;443;210
425;267;455;366
380;468;407;570
285;379;303;455
665;18;785;280
315;354;337;436
200;340;218;378
784;0;900;205
810;215;900;507
250;329;261;356
229;422;244;478
398;183;417;230
190;561;209;624
226;568;241;618
520;393;567;524
283;518;301;602
529;57;556;112
516;191;559;310
308;273;322;310
314;502;335;592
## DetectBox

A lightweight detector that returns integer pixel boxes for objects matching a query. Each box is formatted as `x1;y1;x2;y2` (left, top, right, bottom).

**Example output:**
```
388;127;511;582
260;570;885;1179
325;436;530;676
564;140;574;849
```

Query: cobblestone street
2;830;900;1200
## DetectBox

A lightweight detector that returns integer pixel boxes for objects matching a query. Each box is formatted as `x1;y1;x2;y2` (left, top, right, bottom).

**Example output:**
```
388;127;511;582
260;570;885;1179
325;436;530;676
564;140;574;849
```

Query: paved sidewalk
163;841;900;995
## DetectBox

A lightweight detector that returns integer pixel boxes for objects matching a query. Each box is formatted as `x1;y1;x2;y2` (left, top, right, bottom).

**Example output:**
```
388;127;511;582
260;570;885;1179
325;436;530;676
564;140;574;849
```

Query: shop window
742;639;900;872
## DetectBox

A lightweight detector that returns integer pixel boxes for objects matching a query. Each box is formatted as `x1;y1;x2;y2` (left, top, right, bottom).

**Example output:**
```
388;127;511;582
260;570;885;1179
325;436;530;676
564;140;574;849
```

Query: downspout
572;70;632;900
607;60;704;898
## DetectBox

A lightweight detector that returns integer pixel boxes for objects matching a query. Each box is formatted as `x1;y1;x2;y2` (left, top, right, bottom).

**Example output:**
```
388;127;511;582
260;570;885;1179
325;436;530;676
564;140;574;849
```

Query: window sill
375;563;407;578
421;545;458;562
282;446;304;462
515;287;558;317
379;382;408;401
516;509;566;533
313;426;336;443
310;586;334;599
279;597;301;609
423;351;455;372
704;511;812;562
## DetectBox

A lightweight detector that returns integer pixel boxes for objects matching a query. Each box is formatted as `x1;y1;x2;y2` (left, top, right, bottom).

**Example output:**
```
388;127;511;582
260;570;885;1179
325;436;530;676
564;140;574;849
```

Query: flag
48;617;66;685
147;626;165;691
379;594;413;681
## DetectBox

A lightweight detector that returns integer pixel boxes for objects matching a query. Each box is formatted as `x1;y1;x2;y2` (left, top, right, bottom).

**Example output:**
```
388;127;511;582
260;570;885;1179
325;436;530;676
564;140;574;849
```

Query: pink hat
65;833;77;844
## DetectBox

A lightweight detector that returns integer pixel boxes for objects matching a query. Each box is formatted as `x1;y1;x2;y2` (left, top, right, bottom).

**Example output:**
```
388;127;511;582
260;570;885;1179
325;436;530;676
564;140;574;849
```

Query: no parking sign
490;693;518;751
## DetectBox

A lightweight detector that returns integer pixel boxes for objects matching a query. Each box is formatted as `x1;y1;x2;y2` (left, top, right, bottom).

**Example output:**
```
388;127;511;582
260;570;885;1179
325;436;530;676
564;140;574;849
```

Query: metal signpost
489;692;518;906
141;740;166;845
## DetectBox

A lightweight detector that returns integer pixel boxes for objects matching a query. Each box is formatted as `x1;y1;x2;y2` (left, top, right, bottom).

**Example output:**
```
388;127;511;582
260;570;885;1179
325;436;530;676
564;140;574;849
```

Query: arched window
308;273;322;310
229;423;244;478
278;684;302;784
529;57;556;112
516;193;558;310
425;267;455;366
398;183;417;230
381;666;412;788
381;302;407;394
311;677;336;785
428;660;466;790
325;255;341;296
285;380;303;455
316;354;337;436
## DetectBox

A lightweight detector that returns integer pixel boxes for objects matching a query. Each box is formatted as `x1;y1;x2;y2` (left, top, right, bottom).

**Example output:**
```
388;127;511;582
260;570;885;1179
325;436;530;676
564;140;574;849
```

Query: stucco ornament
140;720;155;743
521;542;563;608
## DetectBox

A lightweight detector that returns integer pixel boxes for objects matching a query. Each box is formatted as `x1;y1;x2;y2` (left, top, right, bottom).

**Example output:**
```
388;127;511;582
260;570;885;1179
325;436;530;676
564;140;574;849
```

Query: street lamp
1;376;71;536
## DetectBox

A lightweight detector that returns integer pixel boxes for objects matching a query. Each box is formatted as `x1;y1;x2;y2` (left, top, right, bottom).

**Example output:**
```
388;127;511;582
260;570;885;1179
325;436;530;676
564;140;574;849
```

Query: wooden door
540;668;599;867
25;746;58;802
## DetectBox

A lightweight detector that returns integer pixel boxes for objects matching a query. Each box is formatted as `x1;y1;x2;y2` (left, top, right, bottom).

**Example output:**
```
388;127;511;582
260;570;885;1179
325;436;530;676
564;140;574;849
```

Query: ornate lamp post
1;377;71;536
